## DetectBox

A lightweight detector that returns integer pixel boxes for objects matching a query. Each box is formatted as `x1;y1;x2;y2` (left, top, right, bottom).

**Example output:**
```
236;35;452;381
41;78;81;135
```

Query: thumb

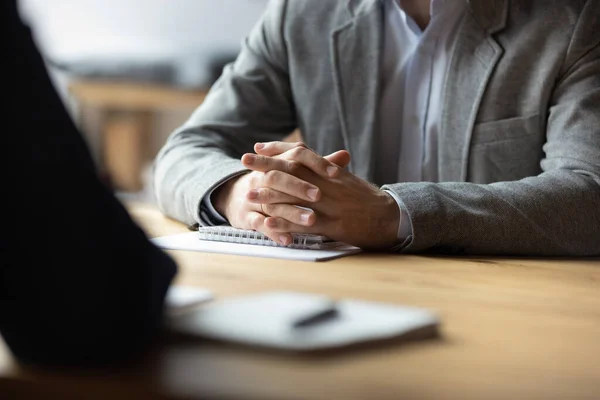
324;150;351;168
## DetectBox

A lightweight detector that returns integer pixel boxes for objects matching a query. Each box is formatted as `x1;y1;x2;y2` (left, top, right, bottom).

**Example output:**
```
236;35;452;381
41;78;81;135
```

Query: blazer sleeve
153;0;297;226
0;0;177;366
383;3;600;256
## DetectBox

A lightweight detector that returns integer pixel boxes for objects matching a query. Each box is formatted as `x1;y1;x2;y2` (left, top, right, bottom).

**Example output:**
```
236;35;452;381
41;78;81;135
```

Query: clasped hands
213;142;400;250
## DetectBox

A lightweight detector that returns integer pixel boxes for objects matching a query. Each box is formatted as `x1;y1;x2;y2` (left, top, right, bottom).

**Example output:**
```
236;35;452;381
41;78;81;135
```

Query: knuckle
290;146;305;159
250;216;264;230
275;219;289;231
262;188;273;202
318;158;330;170
287;160;302;175
259;222;276;235
278;206;294;220
248;172;260;187
263;170;280;185
250;215;261;231
263;204;275;215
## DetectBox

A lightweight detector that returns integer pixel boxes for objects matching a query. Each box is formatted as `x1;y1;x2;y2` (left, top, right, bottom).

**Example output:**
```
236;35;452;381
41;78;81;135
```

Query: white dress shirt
379;0;466;239
202;0;468;242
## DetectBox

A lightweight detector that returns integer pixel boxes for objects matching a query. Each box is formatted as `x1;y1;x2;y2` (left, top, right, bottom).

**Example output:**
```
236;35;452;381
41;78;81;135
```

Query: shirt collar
391;0;465;32
391;0;459;17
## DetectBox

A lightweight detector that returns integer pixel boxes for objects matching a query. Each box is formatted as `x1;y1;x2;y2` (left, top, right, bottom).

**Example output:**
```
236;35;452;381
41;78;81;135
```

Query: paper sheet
165;285;214;315
168;291;440;351
151;232;362;262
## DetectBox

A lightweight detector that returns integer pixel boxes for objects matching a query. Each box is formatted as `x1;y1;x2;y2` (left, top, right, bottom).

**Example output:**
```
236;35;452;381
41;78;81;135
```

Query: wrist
379;191;401;248
213;176;242;220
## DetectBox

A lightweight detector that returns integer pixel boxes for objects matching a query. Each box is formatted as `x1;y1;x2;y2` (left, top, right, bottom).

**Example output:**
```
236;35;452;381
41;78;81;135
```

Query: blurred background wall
18;0;268;201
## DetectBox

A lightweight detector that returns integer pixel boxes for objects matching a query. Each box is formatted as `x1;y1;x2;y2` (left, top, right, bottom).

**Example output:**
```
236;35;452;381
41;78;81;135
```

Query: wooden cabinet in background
69;80;208;192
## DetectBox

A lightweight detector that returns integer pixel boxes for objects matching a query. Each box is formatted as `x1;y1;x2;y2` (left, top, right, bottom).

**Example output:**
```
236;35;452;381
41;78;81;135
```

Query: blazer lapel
331;0;383;181
440;0;508;181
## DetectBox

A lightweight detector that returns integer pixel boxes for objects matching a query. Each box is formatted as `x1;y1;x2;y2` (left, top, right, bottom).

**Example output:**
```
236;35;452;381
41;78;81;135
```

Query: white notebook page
151;232;362;262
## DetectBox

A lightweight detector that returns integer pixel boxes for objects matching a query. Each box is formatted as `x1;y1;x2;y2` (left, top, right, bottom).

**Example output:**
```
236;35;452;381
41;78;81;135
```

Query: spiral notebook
151;227;362;262
197;226;335;250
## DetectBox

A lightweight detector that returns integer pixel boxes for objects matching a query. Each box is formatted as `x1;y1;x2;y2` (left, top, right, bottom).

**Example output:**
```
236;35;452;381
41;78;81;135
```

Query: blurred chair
19;0;268;192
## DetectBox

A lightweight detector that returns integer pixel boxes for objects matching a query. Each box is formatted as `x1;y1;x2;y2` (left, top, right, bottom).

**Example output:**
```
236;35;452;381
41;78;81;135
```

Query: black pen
292;306;339;329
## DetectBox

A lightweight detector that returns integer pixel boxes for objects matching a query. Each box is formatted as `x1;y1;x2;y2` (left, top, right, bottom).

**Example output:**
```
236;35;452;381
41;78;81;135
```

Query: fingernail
255;143;265;150
247;189;259;200
244;154;256;165
327;166;338;177
307;188;319;201
279;235;289;246
300;213;312;223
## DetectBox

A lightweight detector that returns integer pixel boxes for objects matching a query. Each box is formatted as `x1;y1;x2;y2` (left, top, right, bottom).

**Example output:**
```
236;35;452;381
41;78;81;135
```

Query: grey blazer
154;0;600;256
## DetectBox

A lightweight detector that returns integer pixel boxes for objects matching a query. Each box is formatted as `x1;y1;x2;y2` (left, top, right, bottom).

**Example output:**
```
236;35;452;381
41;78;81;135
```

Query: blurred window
19;0;268;87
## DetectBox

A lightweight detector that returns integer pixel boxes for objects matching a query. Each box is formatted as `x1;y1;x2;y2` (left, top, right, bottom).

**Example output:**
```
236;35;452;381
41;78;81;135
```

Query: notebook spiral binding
198;226;331;249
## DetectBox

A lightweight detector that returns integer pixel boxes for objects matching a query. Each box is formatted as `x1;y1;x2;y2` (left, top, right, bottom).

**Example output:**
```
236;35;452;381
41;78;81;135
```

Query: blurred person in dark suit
0;0;177;366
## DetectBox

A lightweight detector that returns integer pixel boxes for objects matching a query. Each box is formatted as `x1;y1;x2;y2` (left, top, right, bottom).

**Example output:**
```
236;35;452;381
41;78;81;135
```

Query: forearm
383;170;600;256
154;132;248;226
154;106;295;225
153;63;295;225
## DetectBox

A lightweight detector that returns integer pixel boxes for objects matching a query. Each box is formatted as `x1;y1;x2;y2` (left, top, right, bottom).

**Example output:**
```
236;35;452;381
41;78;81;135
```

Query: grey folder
167;291;440;351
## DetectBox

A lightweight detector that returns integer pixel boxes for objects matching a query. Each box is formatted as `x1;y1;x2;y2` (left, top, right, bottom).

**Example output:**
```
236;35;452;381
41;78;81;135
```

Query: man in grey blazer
154;0;600;256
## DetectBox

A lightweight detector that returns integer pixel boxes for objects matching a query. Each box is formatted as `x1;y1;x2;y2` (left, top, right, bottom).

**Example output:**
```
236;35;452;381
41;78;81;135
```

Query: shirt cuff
200;173;249;226
201;189;228;225
383;189;413;240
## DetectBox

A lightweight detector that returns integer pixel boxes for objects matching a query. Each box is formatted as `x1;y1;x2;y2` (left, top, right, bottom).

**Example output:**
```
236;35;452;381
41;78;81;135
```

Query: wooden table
2;202;599;399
